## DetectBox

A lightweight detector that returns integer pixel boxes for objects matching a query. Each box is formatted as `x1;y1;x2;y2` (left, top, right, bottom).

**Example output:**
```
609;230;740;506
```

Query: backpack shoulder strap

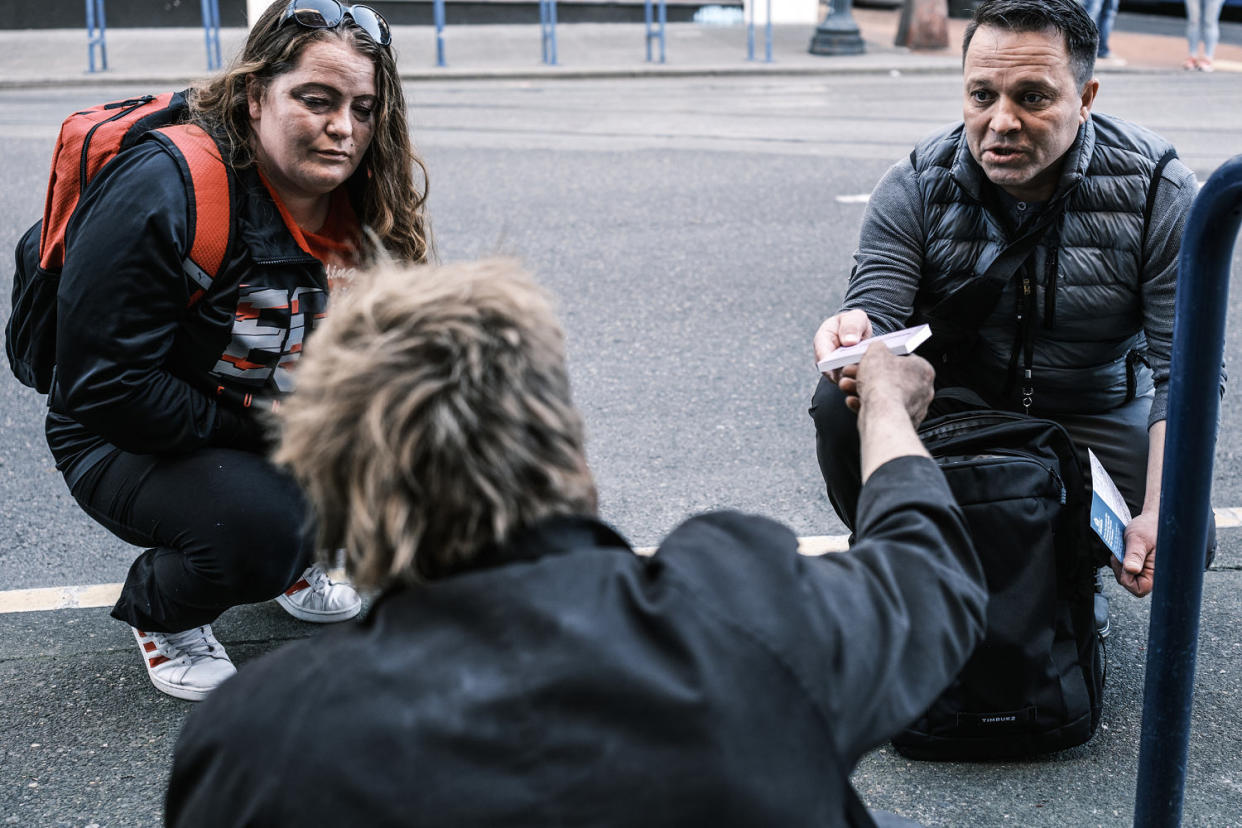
1141;148;1179;251
918;196;1068;337
149;124;232;307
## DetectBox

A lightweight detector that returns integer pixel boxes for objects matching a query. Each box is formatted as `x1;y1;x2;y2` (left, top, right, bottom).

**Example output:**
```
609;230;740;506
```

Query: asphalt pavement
2;7;1242;828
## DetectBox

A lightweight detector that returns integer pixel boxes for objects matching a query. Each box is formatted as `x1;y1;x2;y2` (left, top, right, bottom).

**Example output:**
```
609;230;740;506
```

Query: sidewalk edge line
5;509;1237;616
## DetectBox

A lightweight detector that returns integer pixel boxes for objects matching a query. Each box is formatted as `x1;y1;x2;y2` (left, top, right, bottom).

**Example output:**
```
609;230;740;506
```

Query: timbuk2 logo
954;708;1034;730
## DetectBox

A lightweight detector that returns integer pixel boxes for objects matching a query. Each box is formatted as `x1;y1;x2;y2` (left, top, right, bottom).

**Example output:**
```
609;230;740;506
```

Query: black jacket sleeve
661;455;987;766
811;455;988;761
54;141;223;454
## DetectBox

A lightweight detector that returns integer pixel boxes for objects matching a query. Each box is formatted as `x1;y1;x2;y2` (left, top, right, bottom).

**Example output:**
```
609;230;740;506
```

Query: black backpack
892;401;1110;760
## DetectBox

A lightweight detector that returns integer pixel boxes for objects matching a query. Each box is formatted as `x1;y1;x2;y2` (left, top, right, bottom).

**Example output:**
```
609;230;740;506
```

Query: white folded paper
816;324;932;373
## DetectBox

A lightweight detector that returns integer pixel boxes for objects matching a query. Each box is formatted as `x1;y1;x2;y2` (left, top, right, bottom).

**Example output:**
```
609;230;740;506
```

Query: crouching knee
205;509;314;604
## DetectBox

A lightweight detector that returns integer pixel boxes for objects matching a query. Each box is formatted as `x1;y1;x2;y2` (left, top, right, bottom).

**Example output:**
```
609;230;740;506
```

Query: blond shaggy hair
275;259;597;588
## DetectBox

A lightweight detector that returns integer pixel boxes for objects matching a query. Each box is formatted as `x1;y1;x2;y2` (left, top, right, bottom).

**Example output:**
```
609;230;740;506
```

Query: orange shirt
258;172;363;288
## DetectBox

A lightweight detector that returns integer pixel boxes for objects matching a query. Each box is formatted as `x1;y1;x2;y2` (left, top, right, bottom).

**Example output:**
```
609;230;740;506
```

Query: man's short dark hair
962;0;1099;88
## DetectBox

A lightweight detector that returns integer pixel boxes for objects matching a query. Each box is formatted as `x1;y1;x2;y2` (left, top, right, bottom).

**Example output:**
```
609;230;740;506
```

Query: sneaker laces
303;564;334;596
160;626;224;661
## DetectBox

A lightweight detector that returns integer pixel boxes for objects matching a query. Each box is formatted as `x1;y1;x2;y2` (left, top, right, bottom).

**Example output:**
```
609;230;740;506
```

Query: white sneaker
275;564;362;623
132;625;236;702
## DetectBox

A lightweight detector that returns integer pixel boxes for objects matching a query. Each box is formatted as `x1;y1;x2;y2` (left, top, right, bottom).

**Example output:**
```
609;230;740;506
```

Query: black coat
166;456;986;827
46;136;330;484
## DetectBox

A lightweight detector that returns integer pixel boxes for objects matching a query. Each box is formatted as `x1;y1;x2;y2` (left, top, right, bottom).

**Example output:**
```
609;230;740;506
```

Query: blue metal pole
99;1;108;70
539;0;547;61
212;0;222;69
764;0;772;62
85;0;96;74
547;0;558;65
201;0;210;69
644;0;653;62
85;0;108;73
434;0;446;67
657;0;666;64
746;0;755;60
1133;155;1242;827
201;0;222;71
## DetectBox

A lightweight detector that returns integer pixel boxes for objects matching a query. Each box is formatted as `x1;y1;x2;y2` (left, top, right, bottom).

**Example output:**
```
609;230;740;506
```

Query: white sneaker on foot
132;625;236;702
275;564;362;623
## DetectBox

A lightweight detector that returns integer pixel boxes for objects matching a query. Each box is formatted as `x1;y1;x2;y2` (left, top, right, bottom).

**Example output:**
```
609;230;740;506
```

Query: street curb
0;61;1179;89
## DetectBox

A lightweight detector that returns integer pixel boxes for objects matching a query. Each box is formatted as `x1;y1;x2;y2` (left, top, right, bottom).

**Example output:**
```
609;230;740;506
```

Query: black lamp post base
808;28;865;55
808;0;865;56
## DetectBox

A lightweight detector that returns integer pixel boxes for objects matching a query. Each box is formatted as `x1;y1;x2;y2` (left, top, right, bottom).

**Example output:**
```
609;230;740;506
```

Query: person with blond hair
46;0;431;701
166;258;986;828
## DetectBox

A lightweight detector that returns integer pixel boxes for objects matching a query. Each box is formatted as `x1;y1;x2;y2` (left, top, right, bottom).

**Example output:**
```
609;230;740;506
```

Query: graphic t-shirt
260;173;363;288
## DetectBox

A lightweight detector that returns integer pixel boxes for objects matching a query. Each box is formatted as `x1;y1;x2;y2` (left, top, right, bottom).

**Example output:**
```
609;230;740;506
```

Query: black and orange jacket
46;133;343;487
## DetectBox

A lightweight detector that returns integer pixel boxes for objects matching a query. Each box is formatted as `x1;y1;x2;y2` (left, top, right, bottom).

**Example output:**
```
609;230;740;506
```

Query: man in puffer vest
810;0;1222;601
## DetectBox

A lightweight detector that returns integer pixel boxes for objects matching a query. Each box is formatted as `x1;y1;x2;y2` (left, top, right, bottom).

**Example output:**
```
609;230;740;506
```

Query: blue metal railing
1134;155;1242;827
746;0;773;63
434;0;447;67
539;0;558;65
201;0;223;71
85;0;108;73
644;0;666;64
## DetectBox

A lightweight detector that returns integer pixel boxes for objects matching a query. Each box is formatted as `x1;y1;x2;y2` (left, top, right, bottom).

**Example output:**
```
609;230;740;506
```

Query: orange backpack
5;91;231;393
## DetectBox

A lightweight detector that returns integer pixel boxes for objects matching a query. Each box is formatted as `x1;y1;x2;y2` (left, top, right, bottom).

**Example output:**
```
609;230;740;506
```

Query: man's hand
856;344;935;482
856;344;935;428
814;310;874;384
1111;510;1156;597
1109;421;1166;598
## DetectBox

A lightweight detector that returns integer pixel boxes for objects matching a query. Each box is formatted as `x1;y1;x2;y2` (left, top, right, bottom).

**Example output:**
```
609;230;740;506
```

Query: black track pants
69;446;313;633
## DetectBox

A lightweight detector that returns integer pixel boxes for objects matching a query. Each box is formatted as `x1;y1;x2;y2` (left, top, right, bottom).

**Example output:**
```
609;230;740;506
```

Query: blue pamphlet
1088;449;1129;564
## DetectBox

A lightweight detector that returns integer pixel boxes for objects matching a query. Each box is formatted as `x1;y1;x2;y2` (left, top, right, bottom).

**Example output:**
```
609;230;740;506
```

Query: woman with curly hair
46;0;432;701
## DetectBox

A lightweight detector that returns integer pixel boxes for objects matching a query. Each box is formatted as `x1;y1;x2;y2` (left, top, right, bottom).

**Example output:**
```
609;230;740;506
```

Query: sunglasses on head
281;0;392;46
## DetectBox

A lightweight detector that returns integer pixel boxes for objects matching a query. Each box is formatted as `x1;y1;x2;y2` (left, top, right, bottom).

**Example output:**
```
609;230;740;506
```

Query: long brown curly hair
188;0;431;264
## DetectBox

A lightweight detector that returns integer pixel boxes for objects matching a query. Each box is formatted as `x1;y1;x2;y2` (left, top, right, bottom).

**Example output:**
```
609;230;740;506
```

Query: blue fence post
201;0;222;72
539;0;558;66
645;0;653;61
85;0;108;73
643;0;664;63
657;0;666;63
746;0;755;60
539;0;547;63
434;0;447;67
747;0;773;62
764;0;772;63
1133;155;1242;827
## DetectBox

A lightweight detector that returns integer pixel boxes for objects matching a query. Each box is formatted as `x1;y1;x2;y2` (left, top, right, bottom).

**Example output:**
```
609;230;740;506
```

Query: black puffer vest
911;113;1175;415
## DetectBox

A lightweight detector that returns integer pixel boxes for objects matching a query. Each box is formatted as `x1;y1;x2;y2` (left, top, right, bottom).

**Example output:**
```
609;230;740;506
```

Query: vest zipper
1021;275;1035;414
1042;230;1059;329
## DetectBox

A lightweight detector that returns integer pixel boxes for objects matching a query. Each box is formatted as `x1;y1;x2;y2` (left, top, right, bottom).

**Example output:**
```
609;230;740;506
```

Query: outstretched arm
810;345;986;761
855;343;933;480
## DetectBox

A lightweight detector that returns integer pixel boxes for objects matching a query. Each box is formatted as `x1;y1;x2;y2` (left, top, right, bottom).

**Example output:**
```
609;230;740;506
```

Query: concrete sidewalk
1;8;1239;88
